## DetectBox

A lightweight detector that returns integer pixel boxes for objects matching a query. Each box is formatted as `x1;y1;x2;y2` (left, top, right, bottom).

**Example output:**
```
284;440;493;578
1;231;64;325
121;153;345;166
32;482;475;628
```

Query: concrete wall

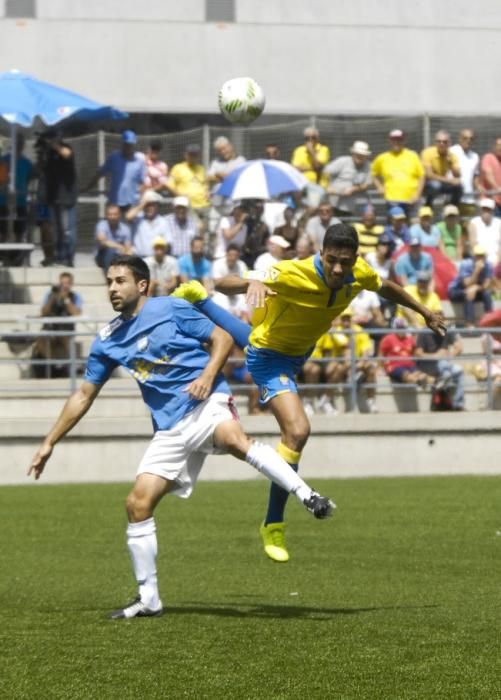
1;1;501;115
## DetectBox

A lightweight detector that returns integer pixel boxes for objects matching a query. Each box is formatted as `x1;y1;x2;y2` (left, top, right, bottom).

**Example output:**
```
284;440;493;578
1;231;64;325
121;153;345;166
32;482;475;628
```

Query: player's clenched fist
28;442;53;480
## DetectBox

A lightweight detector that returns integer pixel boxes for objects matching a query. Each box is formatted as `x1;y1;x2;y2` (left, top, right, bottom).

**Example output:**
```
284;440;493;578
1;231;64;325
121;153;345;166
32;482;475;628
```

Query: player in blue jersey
28;255;334;619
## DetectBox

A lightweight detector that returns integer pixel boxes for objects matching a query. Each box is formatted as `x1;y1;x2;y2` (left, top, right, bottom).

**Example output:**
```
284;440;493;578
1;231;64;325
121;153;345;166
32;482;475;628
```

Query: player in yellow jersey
174;223;446;562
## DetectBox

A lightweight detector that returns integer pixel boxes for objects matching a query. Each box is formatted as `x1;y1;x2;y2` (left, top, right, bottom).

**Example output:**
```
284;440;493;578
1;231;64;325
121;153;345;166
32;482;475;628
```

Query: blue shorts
246;345;310;405
389;365;416;383
229;363;250;383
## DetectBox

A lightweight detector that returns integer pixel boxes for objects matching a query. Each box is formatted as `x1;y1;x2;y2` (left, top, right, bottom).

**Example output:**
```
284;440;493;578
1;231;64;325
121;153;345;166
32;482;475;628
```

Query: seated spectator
394;237;434;286
349;288;386;330
164;195;200;258
447;245;493;325
32;272;82;379
384;205;410;249
409;206;440;248
415;328;465;411
354;204;385;256
0;134;34;263
302;323;346;416
213;201;249;260
379;318;435;387
371;129;424;217
273;205;300;254
167;144;209;216
450;129;479;213
144;238;179;297
264;144;281;160
398;270;442;328
473;332;501;395
178;236;212;291
144;139;168;193
207;136;245;186
365;233;397;320
95;203;132;272
437;204;463;262
127;191;168;258
325;141;372;215
241;199;270;268
253;235;290;274
294;235;314;260
421;130;462;208
479;137;501;216
305;201;340;253
468;198;501;266
212;243;248;279
291;127;330;207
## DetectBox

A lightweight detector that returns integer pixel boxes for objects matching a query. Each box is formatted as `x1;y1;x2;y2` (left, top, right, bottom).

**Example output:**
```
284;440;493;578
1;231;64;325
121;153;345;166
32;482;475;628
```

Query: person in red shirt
380;318;435;386
480;137;501;215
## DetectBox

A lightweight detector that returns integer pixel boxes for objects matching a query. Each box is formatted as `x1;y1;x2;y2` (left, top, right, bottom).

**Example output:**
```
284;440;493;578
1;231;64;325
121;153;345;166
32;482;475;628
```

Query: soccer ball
218;77;265;125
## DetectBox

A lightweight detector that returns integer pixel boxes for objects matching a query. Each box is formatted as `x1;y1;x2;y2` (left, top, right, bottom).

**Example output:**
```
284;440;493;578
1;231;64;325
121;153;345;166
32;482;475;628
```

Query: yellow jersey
371;149;424;202
247;254;382;356
397;284;442;327
311;323;373;359
421;146;460;177
291;143;330;188
167;161;209;209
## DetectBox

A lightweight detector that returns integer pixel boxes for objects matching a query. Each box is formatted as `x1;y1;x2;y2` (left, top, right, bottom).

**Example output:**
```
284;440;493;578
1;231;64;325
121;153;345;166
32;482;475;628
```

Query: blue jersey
84;296;230;432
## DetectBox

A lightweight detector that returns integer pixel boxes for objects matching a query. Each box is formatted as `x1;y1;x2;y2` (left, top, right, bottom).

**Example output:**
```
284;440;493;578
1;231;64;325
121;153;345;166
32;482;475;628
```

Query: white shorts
136;392;238;499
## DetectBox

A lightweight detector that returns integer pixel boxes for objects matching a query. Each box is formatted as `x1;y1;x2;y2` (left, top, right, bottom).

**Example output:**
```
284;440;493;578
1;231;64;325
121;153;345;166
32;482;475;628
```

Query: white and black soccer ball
218;77;265;125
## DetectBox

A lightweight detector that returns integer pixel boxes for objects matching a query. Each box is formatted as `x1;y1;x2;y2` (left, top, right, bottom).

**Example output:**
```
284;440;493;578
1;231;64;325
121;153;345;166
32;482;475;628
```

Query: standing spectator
212;243;248;280
164;195;200;258
409;206;441;248
398;271;442;328
325;140;372;215
264;144;281;160
213;201;249;260
305;202;340;252
0;134;34;264
479;137;501;215
144;139;168;193
167;144;209;216
384;205;410;249
448;245;493;325
380;318;435;387
95;203;132;272
127;192;169;258
450;129;479;212
371;129;424;216
273;205;300;254
241;199;270;268
354;204;385;256
421;130;462;208
468;198;501;266
394;237;434;286
291;127;330;206
416;328;465;411
33;136;53;267
207;136;245;185
294;235;314;260
253;235;290;274
178;236;212;290
83;130;146;211
366;233;397;319
437;204;463;262
144;238;179;297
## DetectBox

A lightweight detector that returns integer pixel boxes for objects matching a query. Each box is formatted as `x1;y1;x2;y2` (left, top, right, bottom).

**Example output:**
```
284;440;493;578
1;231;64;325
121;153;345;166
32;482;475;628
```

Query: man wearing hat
126;190;169;258
380;317;435;388
448;244;494;324
468;198;501;266
394;236;434;287
384;205;410;248
398;270;442;328
164;195;201;258
409;206;441;248
144;237;179;297
167;144;209;215
324;141;372;215
421;130;462;208
437;204;463;261
371;129;425;216
253;234;291;274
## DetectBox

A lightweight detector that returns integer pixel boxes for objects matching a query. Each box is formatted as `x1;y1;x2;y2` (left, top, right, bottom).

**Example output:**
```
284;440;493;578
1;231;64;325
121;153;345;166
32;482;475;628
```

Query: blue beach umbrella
214;159;309;200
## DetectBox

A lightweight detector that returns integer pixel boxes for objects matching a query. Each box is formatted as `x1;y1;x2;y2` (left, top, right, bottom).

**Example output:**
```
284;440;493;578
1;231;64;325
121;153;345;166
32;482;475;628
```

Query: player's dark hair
108;255;150;292
322;223;359;254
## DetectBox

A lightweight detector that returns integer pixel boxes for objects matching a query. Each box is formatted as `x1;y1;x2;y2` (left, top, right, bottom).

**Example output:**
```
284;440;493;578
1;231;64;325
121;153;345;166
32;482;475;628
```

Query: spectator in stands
437;204;463;262
164;195;200;258
448;245;493;325
95;203;132;272
178;236;212;290
479;137;501;215
273;205;300;253
415;327;465;411
325;140;372;215
409;205;441;248
33;138;53;268
305;201;340;252
349;287;387;352
167;144;209;217
398;270;442;328
0;134;34;263
366;233;397;320
450;129;479;213
144;238;179;297
213;201;249;260
380;317;435;388
241;199;270;268
207;136;245;185
421;130;462;208
294;235;314;260
83;130;146;211
301;322;345;416
371;129;425;216
468;198;501;266
264;144;281;160
212;243;248;280
127;191;169;258
354;204;385;256
384;205;410;249
291;127;330;206
394;237;434;286
253;234;290;274
144;139;168;193
32;272;82;379
472;332;501;395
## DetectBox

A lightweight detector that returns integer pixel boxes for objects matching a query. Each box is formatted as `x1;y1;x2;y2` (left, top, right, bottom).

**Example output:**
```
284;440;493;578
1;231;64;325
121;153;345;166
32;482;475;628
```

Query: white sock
246;441;312;504
126;517;161;609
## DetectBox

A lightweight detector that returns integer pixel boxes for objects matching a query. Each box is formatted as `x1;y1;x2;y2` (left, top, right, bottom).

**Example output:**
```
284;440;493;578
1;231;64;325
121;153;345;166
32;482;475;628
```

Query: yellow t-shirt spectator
310;324;373;359
167;161;209;210
291;144;330;188
371;149;424;203
397;284;442;327
421;146;460;177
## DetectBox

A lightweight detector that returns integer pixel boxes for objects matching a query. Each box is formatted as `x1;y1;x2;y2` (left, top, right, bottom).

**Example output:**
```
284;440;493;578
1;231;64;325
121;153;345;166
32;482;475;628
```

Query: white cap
142;190;162;204
269;234;291;249
479;198;495;210
173;195;189;208
350;140;371;156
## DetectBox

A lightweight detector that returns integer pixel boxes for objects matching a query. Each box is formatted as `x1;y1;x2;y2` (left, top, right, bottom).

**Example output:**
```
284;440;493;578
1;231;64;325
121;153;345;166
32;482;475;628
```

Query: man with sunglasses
421;130;462;208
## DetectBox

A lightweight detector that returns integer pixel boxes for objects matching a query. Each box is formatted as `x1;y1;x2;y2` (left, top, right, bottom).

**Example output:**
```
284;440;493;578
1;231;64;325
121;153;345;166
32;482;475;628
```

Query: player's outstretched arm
379;279;447;337
183;327;234;401
27;381;102;480
214;275;276;308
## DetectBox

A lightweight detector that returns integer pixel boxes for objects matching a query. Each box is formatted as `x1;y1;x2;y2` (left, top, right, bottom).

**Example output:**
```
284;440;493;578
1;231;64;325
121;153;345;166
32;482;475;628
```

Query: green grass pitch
1;476;501;700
